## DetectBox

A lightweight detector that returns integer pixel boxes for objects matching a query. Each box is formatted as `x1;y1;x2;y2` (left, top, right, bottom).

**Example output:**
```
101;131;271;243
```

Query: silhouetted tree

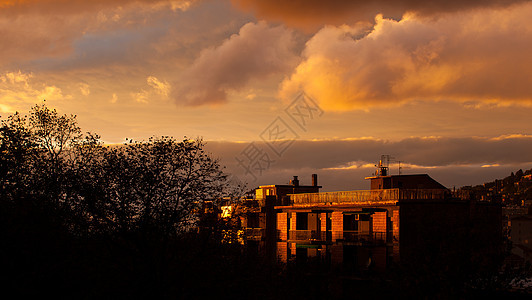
0;111;35;200
1;104;230;235
69;136;227;239
0;104;242;297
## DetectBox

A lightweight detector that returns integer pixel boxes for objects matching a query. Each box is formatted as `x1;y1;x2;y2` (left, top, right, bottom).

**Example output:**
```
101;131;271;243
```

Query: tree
1;103;231;236
70;136;228;238
0;112;35;200
1;103;245;297
28;103;81;164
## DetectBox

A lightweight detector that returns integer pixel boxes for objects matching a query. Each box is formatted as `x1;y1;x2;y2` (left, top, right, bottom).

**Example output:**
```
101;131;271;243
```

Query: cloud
206;135;532;189
131;76;171;103
79;83;90;96
0;71;32;86
207;135;532;172
481;164;500;168
110;93;118;104
231;0;529;30
0;0;197;68
0;71;68;112
132;91;149;104
0;14;79;66
147;76;170;96
280;3;532;111
171;21;300;106
0;0;260;113
0;1;195;15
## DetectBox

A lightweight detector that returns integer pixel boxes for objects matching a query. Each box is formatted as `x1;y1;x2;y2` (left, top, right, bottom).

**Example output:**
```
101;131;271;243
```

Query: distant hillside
458;168;532;205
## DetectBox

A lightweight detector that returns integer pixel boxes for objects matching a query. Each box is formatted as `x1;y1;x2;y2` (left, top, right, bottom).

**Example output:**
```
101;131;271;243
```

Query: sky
2;0;532;191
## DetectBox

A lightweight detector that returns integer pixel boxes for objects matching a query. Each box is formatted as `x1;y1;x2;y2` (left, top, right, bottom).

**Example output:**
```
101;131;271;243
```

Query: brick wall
277;242;288;263
332;211;343;241
321;213;327;232
290;212;297;234
373;211;387;233
392;209;400;240
277;212;288;241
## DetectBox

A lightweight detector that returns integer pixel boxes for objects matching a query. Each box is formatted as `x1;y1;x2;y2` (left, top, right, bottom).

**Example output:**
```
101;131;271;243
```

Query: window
343;214;359;231
296;212;308;230
247;213;259;228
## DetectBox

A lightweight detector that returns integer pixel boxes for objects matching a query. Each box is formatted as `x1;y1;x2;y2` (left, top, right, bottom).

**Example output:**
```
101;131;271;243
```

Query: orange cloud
231;0;529;31
0;71;69;113
280;3;532;111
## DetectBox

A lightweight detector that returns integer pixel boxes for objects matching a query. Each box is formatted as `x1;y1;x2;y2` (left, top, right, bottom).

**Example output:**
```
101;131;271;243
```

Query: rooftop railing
288;188;450;205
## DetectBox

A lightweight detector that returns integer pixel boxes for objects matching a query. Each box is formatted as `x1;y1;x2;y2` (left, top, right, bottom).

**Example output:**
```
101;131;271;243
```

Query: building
238;175;321;254
237;160;502;274
255;174;321;206
510;209;532;265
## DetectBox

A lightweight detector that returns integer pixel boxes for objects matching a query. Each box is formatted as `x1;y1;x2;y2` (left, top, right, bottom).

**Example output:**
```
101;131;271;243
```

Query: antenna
373;155;406;177
376;155;391;176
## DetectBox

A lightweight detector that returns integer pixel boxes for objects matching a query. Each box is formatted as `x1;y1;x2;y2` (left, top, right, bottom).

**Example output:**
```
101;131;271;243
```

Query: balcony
288;230;321;241
288;188;449;205
244;228;264;240
342;231;387;244
286;230;389;244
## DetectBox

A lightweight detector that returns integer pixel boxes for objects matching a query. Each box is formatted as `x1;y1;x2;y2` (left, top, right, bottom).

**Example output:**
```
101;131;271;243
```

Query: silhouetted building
238;175;321;257
274;172;453;271
510;209;532;264
367;174;448;190
255;175;321;205
235;160;502;274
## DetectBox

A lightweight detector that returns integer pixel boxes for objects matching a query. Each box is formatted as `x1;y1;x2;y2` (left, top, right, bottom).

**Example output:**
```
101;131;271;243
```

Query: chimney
312;174;318;187
290;176;299;187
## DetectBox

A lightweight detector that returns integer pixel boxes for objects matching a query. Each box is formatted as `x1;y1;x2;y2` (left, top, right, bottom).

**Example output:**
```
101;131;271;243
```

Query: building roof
366;174;448;190
258;184;322;189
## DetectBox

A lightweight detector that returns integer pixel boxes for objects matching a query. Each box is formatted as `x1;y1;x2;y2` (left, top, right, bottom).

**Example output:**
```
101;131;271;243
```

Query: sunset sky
2;0;532;190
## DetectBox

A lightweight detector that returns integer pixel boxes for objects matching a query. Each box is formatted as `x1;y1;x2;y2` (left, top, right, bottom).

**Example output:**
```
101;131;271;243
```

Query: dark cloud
244;164;530;192
0;0;192;67
205;135;532;190
208;136;532;169
231;0;529;30
0;0;193;15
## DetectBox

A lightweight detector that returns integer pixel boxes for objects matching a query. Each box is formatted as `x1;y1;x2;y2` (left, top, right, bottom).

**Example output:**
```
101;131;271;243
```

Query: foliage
69;136;227;238
0;104;252;297
1;104;230;237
